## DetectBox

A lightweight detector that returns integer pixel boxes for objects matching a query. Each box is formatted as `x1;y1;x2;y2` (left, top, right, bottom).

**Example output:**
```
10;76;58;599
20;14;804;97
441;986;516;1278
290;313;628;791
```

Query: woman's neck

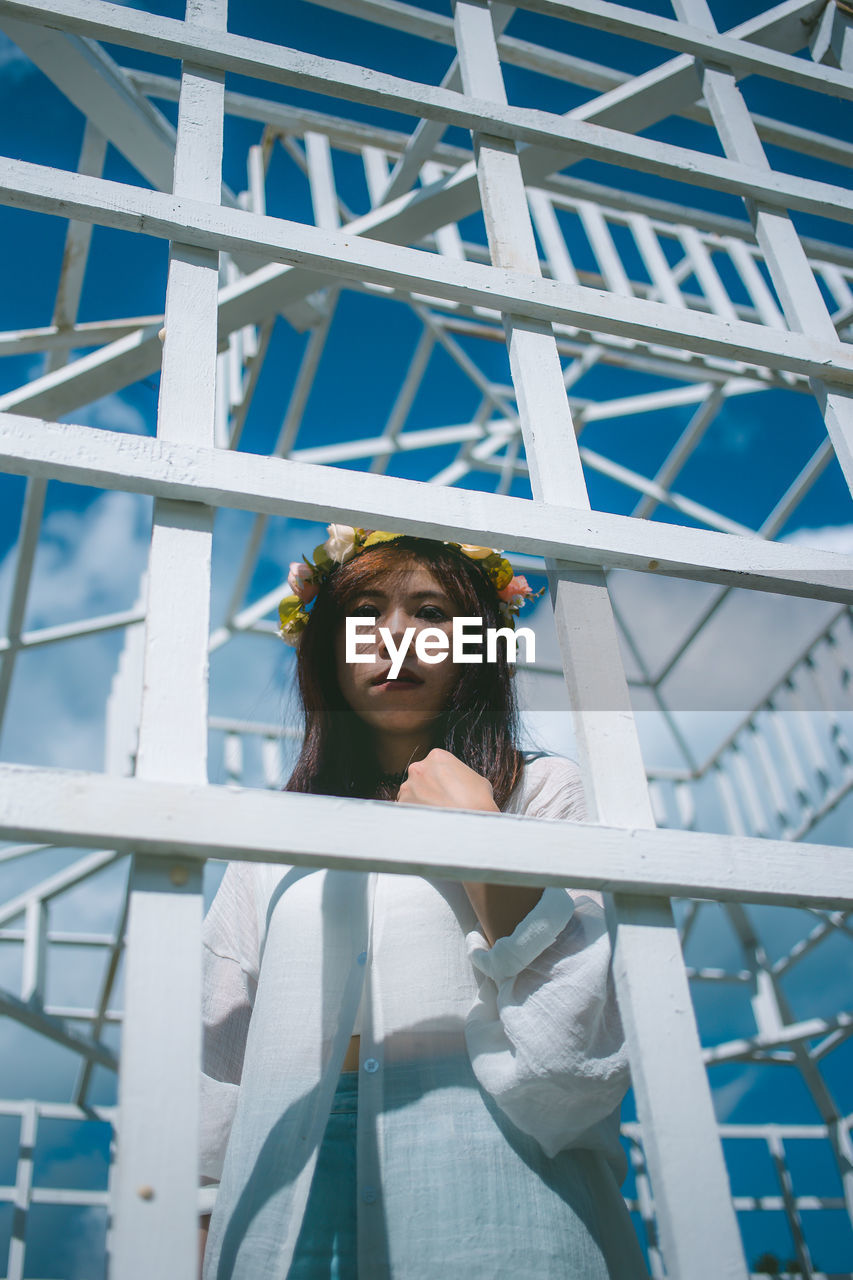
373;733;431;776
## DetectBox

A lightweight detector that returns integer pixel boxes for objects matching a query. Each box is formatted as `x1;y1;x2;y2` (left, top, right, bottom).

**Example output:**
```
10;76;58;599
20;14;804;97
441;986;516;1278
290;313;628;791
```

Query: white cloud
711;1064;763;1122
8;488;151;630
0;33;33;83
73;392;150;437
0;495;325;773
0;490;151;769
781;522;853;554
64;1203;108;1275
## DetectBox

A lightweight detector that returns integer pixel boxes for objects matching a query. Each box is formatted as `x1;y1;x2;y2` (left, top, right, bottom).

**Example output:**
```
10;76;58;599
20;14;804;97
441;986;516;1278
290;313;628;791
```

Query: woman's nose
377;608;412;654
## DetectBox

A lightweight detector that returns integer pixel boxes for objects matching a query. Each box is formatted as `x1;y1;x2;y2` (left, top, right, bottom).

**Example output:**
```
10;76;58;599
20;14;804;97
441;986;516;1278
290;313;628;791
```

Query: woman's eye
350;603;446;620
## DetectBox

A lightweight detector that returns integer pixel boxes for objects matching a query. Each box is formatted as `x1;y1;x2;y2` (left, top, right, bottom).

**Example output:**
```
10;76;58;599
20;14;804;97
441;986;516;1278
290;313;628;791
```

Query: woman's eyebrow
352;589;452;603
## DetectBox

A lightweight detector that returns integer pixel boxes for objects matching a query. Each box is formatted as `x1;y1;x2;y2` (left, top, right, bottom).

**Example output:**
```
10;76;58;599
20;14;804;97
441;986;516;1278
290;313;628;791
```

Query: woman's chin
365;707;434;735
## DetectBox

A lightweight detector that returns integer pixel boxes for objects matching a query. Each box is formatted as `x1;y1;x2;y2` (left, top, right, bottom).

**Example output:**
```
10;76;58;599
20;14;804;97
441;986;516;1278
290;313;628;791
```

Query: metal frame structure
0;0;851;1275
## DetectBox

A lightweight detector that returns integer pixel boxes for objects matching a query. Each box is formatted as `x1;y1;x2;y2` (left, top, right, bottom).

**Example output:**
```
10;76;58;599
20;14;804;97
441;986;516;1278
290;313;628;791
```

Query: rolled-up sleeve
463;759;630;1161
199;862;260;1197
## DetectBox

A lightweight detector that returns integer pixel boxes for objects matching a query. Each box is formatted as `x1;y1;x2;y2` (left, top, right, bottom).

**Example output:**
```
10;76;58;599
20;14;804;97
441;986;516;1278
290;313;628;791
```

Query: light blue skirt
284;1065;646;1279
287;1071;359;1280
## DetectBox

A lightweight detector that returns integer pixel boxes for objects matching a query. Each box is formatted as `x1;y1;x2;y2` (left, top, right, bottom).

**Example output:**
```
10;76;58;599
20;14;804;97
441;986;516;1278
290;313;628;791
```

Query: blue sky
0;0;852;1274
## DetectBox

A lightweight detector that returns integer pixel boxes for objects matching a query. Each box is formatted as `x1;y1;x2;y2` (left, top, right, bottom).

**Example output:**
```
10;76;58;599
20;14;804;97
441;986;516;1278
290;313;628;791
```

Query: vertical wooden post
452;2;747;1274
111;0;226;1274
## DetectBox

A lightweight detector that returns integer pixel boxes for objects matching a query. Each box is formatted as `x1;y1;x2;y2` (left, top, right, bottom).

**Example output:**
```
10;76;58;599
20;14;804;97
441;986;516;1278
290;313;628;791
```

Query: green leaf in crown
278;594;305;629
361;530;405;549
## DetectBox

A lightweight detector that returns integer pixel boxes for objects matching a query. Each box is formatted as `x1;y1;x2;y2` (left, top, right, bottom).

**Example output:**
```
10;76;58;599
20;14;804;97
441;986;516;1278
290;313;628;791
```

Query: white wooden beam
303;0;833;118
0;0;850;218
0;1;842;434
0;65;848;426
2;414;853;603
0;317;160;356
0;850;118;928
46;120;108;373
1;161;851;385
110;0;223;1272
671;0;853;495
0;478;45;739
513;0;849;99
368;326;435;475
0;16;178;191
6;1103;36;1280
132;60;853;179
0;13;274;292
453;3;747;1273
0;762;851;907
0;607;143;655
0;987;118;1070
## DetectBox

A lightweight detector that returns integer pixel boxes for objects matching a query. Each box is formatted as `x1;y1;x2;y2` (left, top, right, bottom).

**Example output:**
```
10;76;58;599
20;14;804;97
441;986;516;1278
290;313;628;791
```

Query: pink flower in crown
288;561;318;605
497;574;533;609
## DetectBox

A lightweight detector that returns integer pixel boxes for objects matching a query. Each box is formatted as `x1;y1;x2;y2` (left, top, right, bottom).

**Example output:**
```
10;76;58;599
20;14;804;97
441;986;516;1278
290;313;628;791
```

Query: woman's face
334;562;462;741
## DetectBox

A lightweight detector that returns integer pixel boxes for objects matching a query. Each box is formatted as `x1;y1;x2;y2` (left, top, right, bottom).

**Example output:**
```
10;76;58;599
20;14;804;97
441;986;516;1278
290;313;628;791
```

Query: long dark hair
284;537;523;808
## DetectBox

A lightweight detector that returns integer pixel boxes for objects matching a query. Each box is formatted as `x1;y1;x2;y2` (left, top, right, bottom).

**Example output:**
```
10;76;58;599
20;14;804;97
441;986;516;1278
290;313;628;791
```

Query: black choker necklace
377;768;408;787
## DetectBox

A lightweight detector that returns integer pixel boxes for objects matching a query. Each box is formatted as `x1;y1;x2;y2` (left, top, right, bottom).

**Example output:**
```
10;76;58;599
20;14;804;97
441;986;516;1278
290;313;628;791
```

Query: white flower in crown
323;523;359;564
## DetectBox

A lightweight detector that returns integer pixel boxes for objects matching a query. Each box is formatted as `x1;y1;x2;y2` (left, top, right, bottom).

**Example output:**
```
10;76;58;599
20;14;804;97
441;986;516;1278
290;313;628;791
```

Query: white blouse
199;755;647;1278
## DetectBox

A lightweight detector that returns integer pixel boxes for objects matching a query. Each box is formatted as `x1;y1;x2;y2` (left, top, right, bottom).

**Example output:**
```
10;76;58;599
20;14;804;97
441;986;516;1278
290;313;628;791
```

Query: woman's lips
371;666;423;687
370;668;424;690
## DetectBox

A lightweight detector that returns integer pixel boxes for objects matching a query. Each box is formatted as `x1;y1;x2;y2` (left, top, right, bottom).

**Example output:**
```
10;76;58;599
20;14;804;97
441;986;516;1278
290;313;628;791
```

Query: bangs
330;539;482;616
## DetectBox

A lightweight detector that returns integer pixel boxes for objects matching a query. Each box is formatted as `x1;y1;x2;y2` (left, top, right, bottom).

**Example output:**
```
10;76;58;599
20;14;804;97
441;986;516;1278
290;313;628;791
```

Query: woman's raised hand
395;748;499;813
398;748;540;944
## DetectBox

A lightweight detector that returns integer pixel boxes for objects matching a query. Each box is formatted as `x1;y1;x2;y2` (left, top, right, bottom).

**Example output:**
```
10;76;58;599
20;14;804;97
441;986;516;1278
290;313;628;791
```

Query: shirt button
363;1058;379;1074
357;951;367;965
362;1185;377;1204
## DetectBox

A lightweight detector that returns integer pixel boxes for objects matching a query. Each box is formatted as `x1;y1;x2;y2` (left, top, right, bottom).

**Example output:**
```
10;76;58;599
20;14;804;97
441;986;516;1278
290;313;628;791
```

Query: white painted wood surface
1;58;849;426
128;49;853;174
0;760;851;906
513;0;849;97
110;0;224;1272
2;159;851;384
1;0;851;220
453;4;747;1273
2;413;851;603
0;0;851;1270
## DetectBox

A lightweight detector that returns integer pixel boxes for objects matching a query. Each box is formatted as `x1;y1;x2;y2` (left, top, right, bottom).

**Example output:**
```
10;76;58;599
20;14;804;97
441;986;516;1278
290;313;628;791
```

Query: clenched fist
396;748;499;814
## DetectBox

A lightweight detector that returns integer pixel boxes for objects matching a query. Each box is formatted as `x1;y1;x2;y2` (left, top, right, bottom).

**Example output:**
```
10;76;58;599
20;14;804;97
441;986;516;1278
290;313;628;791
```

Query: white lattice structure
0;0;852;1276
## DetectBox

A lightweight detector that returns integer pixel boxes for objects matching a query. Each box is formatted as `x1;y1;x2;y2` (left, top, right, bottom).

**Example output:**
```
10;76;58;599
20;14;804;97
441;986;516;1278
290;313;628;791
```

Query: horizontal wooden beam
0;763;850;908
130;69;853;243
0;0;851;223
0;985;118;1070
0;159;851;386
514;0;851;101
1;413;851;602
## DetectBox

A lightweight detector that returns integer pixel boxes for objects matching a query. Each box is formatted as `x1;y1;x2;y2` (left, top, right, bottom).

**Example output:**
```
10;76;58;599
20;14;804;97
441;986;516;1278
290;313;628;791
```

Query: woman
198;527;648;1279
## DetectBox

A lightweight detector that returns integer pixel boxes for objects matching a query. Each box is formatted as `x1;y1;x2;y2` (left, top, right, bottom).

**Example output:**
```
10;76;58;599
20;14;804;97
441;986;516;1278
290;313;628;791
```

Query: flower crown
277;524;544;647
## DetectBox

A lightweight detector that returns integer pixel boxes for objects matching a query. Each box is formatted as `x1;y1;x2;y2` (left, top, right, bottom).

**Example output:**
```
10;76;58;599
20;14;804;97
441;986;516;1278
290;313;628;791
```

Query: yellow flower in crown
457;544;497;559
278;525;543;646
